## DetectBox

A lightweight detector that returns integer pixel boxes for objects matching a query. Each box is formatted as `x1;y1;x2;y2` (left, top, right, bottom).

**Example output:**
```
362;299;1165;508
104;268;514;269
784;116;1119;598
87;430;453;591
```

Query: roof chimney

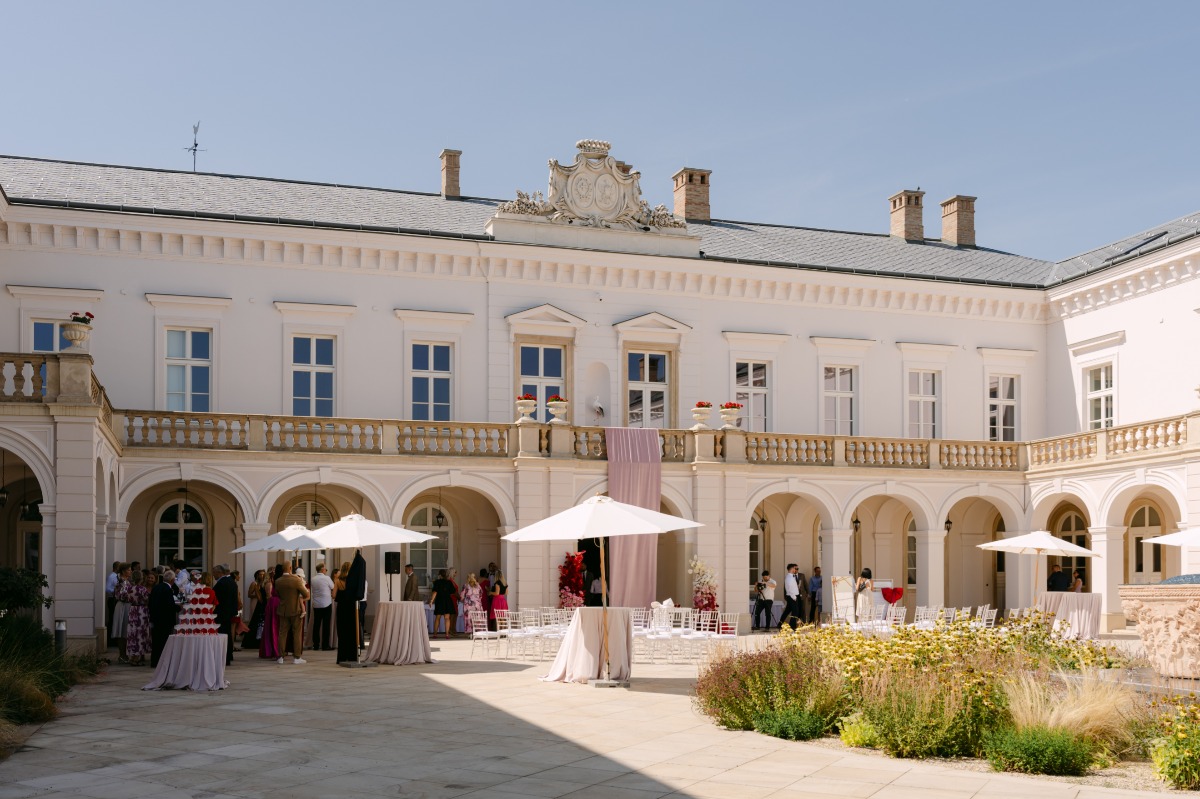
439;149;462;199
940;195;977;248
889;189;925;241
672;167;711;223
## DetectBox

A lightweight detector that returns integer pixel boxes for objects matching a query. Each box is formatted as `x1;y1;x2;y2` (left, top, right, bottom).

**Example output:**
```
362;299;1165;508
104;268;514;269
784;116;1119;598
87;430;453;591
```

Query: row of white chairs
828;603;999;636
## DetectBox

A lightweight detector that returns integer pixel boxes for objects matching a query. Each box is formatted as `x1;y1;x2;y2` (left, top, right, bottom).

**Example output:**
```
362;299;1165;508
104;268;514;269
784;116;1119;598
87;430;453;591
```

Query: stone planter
547;400;569;425
718;407;741;429
515;399;537;424
61;322;92;351
691;406;712;430
1119;580;1200;678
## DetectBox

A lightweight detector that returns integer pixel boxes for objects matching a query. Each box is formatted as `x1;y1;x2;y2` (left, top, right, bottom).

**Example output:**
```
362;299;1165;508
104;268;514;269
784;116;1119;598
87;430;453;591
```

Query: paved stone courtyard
0;638;1184;799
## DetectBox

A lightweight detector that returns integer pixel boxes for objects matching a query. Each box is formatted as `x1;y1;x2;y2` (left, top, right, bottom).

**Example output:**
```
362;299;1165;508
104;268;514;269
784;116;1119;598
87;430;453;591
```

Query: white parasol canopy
1142;528;1200;547
308;513;436;549
977;529;1100;605
232;524;327;553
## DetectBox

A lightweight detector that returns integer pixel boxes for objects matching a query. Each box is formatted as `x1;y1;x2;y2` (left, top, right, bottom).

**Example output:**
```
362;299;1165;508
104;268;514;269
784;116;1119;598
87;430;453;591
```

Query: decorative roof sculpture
498;140;685;232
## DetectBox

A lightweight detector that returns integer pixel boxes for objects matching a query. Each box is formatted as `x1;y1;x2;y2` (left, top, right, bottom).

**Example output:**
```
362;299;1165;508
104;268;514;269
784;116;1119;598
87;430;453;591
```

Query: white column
39;505;56;631
1088;526;1127;633
913;529;947;608
94;515;108;643
821;528;854;613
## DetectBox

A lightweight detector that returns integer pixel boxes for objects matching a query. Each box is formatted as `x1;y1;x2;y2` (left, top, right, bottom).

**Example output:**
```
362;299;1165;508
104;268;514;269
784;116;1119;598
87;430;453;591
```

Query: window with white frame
156;498;206;570
519;344;564;423
627;350;669;428
291;335;335;417
734;361;769;431
31;320;71;353
166;328;212;412
906;520;917;586
907;370;939;438
407;504;450;592
822;366;856;435
412;342;452;421
1086;364;1114;429
987;375;1017;442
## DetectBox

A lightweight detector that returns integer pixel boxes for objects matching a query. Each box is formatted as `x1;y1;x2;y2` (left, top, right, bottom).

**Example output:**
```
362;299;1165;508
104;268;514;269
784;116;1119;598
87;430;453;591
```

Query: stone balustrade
1027;414;1193;472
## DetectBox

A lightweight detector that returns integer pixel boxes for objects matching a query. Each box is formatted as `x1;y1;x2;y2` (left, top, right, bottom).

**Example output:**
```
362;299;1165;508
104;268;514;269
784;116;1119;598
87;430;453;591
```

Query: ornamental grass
1002;670;1149;760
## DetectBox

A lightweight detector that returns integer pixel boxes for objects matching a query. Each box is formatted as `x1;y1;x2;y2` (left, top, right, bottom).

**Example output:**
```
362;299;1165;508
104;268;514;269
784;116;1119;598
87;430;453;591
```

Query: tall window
627;350;668;428
734;361;769;431
292;335;334;417
1057;512;1089;589
156;498;206;570
1086;364;1114;429
1129;504;1163;582
412;343;452;421
987;375;1017;441
32;321;71;353
407;504;450;591
520;344;563;423
166;329;211;412
749;516;764;588
823;366;855;435
906;520;917;587
907;370;939;438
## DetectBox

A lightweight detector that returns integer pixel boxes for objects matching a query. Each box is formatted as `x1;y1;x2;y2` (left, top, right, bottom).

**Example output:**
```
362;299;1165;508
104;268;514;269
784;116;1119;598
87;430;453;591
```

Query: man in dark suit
212;564;239;666
402;564;420;602
1047;563;1070;592
148;570;180;667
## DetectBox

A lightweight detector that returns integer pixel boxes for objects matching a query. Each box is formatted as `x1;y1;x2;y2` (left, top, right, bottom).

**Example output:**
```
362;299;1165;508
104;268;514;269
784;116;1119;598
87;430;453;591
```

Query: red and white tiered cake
174;586;220;635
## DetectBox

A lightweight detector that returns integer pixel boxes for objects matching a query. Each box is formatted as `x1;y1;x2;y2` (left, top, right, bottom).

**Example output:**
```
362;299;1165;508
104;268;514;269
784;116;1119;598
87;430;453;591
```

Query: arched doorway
407;503;451;596
1126;503;1163;585
153;494;206;571
1055;510;1090;591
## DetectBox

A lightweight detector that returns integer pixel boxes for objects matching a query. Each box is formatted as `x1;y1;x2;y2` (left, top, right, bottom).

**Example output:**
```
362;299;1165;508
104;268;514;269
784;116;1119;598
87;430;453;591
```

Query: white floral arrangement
688;555;719;611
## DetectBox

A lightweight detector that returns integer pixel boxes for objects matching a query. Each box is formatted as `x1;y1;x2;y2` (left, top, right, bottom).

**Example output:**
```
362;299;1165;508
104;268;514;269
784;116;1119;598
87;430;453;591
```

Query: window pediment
506;304;586;340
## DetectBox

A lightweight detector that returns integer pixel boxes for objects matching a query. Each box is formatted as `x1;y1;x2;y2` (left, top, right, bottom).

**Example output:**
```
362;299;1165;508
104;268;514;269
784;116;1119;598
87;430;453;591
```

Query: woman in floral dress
460;573;484;633
119;570;153;666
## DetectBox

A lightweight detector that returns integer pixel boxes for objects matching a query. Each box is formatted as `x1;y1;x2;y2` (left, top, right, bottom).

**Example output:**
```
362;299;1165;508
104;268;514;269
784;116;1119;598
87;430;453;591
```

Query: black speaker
385;552;402;575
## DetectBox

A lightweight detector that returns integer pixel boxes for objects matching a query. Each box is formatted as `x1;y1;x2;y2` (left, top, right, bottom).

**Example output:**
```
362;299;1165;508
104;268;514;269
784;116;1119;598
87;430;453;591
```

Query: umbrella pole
599;537;610;682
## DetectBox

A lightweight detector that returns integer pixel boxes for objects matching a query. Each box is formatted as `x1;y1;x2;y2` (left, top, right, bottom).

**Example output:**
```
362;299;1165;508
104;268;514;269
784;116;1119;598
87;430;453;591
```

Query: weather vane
184;121;205;172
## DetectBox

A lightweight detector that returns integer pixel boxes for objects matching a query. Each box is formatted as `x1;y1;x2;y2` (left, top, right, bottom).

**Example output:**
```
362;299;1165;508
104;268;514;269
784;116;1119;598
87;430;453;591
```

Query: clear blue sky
3;2;1196;261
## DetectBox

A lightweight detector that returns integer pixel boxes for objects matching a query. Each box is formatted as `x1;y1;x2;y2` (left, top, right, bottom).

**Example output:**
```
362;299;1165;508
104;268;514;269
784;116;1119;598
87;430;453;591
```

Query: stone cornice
1048;239;1200;319
0;209;1050;324
7;284;104;301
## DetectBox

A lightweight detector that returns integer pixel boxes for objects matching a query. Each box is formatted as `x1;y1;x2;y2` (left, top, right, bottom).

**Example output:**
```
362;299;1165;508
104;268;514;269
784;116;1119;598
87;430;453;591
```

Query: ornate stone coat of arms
498;140;684;232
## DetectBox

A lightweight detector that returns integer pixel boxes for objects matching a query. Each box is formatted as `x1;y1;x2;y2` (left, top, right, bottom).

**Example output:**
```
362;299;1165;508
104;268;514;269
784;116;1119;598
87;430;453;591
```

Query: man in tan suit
273;562;311;664
402;563;420;602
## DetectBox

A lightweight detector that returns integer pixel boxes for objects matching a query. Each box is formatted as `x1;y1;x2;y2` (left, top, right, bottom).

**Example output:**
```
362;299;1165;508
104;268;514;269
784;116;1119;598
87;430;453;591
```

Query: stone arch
745;481;838;529
1030;487;1092;531
935;486;1023;533
573;477;608;505
118;464;255;523
255;469;388;525
1098;472;1186;530
392;473;515;530
0;429;55;504
95;457;106;517
842;483;935;531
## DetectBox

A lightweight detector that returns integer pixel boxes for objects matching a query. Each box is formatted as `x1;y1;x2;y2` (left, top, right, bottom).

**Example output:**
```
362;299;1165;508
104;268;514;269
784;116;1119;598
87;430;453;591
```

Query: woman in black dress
429;570;455;640
334;561;358;664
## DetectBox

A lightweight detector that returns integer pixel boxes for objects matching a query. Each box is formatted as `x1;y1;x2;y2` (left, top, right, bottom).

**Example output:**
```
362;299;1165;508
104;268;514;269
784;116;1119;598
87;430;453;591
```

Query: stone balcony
1;351;1194;473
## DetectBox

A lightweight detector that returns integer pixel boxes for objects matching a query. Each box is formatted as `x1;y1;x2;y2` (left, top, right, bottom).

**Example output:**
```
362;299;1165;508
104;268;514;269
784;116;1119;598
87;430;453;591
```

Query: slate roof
1;154;1194;289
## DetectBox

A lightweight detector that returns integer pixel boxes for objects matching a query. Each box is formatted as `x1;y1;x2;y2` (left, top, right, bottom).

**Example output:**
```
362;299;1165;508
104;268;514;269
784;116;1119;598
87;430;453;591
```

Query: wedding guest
273;562;309;664
478;568;492;626
213;564;238;666
402;564;420;601
447;569;461;636
310;563;335;650
429;570;455;640
460;573;484;633
173;559;192;593
808;567;823;624
1070;568;1085;593
488;570;509;624
854;567;874;621
148;569;180;667
120;570;152;666
111;563;131;663
243;569;267;649
796;571;812;625
259;570;282;660
752;570;776;631
105;560;120;645
334;561;359;664
782;563;800;630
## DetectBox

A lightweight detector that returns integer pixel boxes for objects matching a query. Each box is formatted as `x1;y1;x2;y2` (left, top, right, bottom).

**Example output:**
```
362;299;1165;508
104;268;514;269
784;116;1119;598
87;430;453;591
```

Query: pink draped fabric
606;428;662;609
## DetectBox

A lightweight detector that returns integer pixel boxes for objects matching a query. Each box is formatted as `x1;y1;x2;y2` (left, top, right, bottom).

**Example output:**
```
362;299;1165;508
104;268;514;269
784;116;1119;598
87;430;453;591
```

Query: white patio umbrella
1142;528;1200;547
307;513;435;549
231;524;327;553
502;495;703;682
977;529;1100;606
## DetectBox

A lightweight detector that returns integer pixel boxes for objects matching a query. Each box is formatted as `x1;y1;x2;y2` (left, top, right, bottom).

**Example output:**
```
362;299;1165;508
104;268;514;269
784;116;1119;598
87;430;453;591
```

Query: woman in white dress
854;567;874;622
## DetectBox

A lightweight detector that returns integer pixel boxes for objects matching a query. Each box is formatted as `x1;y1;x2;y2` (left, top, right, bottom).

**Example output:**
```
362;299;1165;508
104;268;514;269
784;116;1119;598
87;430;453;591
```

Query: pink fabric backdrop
606;428;662;609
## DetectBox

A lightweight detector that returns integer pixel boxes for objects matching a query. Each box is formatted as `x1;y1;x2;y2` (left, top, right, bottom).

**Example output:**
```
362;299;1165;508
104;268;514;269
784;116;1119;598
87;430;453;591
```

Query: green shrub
0;568;52;613
1150;697;1200;790
838;711;880;748
752;708;826;741
984;726;1094;776
0;614;99;726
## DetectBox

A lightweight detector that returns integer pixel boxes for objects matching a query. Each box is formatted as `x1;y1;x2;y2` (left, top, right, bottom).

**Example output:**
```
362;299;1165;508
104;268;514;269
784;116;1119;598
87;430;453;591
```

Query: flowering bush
719;402;743;410
694;401;712;408
516;393;536;401
547;394;568;403
689;555;718;611
68;312;94;325
1150;695;1200;790
557;551;584;609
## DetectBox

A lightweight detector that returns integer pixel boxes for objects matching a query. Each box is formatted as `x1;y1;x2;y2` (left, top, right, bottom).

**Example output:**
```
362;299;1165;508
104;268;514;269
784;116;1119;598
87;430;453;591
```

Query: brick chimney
439;149;462;199
672;167;711;222
940;195;977;247
889;189;925;241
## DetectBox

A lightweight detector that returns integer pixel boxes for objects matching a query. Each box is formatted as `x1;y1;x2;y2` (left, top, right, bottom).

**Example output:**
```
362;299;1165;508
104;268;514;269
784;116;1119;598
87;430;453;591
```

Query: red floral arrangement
547;394;568;403
558;550;585;609
694;401;712;408
720;402;743;410
69;311;95;325
517;393;536;401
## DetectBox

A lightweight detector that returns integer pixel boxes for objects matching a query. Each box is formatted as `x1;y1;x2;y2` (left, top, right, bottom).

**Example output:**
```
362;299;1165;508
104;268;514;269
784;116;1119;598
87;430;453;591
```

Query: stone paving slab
0;639;1189;798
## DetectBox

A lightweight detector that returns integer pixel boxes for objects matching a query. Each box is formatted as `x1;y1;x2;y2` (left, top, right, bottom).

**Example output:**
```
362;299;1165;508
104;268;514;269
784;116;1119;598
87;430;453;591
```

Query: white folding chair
468;610;501;658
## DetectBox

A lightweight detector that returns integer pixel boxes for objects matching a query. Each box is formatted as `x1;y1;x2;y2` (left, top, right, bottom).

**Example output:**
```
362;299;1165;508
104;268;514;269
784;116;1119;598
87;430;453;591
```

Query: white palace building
1;138;1198;649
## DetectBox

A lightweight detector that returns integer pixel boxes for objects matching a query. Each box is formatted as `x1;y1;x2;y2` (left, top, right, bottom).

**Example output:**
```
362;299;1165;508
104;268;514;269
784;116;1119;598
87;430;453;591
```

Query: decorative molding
896;342;959;356
392;309;475;326
615;311;690;348
722;331;791;350
978;347;1037;360
506;304;586;341
273;301;357;317
1049;247;1200;319
145;293;232;309
7;284;104;301
1068;330;1126;357
810;336;876;351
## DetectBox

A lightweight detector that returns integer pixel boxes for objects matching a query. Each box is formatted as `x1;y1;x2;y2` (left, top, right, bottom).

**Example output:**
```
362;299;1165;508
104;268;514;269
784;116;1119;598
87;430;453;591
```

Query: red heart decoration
881;587;904;605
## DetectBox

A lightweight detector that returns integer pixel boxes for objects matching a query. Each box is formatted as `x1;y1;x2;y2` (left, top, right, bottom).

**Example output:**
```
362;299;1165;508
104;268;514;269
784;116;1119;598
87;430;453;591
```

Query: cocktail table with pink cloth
366;601;432;665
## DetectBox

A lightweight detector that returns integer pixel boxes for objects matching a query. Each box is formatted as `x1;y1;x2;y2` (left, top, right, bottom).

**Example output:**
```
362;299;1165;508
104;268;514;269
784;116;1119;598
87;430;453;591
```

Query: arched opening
153;494;207;571
1053;508;1091;591
943;497;1009;611
125;480;248;577
1126;502;1164;585
0;448;45;574
399;487;502;601
407;503;451;595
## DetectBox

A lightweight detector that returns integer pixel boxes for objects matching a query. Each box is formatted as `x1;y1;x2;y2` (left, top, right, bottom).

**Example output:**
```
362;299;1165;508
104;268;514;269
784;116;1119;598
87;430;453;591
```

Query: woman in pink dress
258;573;282;659
119;570;153;666
460;573;484;632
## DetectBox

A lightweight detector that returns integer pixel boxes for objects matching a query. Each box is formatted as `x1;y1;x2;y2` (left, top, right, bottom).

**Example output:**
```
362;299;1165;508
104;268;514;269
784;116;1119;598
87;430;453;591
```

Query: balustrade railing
1029;432;1096;467
845;437;929;468
264;417;383;454
399;422;509;457
939;440;1020;470
746;433;833;465
0;354;47;402
1107;417;1186;457
125;412;252;449
660;430;687;462
574;427;607;460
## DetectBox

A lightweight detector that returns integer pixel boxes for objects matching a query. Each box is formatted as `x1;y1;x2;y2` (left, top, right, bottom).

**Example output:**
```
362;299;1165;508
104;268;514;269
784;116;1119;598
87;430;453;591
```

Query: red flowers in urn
558;550;585;609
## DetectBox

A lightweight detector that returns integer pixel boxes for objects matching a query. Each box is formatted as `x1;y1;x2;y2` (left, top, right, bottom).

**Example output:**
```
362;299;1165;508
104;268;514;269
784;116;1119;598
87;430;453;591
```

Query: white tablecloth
366;601;432;665
1036;592;1102;639
142;634;228;691
544;607;633;684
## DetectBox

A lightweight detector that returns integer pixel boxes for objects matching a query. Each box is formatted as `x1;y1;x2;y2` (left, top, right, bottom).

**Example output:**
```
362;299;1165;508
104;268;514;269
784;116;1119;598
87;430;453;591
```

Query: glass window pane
840;367;854;391
432;377;450;404
160;504;179;523
314;338;334;366
183;529;203;549
520;346;539;377
191;330;211;360
1149;507;1160;526
909;372;919;394
160;528;178;549
432;550;449;569
411;549;428;568
192;394;209;413
824;396;837;421
1004;377;1016;400
988;376;999;399
412;344;429;371
433;404;450;422
521;383;537;398
629;352;643;382
649;391;665;423
293;371;310;398
167;393;185;412
167;329;186;358
315;371;333;399
1001;405;1015;428
315;399;333;417
192;366;210;394
433;345;450;372
412;508;427;526
543;347;562;378
412;377;428;403
648;354;666;383
752;362;767;387
824;367;836;390
293;398;310;416
628;389;643;423
293;337;311;365
167;365;185;392
735;362;749;387
33;322;54;352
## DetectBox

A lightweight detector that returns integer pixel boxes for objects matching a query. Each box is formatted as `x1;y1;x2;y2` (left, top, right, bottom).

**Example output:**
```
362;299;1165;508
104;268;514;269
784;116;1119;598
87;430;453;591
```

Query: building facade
1;140;1197;649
